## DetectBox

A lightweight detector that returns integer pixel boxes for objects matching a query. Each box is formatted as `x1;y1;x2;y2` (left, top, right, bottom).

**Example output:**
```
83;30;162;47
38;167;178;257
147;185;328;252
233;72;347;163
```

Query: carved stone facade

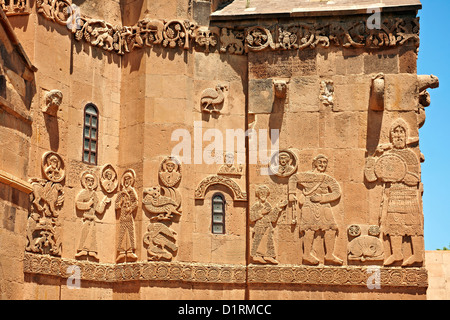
0;0;441;300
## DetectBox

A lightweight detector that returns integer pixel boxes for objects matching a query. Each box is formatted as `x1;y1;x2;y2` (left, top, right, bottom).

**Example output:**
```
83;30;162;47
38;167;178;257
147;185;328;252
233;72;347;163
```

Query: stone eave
210;0;422;21
0;8;37;73
0;169;33;194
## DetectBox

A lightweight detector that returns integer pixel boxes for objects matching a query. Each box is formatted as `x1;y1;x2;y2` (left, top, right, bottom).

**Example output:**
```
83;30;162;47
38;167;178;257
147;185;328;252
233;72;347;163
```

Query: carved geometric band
23;252;246;284
248;265;428;288
24;253;427;288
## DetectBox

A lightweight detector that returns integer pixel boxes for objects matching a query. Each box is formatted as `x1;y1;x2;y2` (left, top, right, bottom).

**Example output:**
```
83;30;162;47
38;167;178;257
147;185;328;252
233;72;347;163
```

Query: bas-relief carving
1;0;30;16
217;152;243;177
26;152;65;256
417;74;439;128
319;80;334;107
36;2;421;56
200;84;227;114
195;175;247;201
42;89;63;116
100;164;118;194
289;155;343;266
365;119;424;267
250;185;287;265
115;169;139;263
269;149;298;178
347;225;384;263
143;156;182;262
75;170;111;261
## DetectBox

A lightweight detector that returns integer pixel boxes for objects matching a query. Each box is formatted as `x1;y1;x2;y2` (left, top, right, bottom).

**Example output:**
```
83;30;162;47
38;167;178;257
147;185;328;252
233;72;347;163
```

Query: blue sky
418;0;450;250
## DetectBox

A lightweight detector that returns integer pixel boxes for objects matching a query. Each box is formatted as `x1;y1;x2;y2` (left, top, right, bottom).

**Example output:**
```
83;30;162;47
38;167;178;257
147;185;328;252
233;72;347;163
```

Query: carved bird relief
200;84;227;114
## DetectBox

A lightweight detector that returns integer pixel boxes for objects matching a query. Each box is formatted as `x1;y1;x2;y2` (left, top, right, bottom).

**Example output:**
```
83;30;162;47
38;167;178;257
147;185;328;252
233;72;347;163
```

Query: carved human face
391;126;406;149
85;175;95;190
279;153;290;167
105;170;113;180
166;162;175;173
225;153;234;166
49;156;59;169
123;174;132;188
256;187;269;202
314;158;328;173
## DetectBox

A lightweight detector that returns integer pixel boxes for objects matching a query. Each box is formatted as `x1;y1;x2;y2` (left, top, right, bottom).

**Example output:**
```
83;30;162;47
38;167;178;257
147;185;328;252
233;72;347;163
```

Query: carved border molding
24;252;247;284
248;265;427;288
24;253;427;288
35;1;420;56
195;175;247;201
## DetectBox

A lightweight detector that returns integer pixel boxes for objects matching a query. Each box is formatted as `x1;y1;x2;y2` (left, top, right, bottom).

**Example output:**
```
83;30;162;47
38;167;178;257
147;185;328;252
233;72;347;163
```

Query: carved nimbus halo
268;149;298;178
41;151;65;183
80;170;99;190
100;163;118;194
120;169;136;188
158;156;182;188
195;175;247;201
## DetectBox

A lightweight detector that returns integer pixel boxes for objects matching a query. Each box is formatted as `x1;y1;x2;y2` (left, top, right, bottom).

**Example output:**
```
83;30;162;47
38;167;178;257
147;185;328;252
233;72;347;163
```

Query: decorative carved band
1;0;30;16
248;265;427;288
24;252;246;284
195;175;247;201
23;252;427;288
35;1;420;56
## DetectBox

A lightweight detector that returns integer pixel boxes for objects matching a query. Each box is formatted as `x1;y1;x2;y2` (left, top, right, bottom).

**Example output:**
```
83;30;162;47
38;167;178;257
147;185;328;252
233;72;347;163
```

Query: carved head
224;152;235;166
313;154;328;173
45;90;63;109
255;185;270;202
48;155;60;169
81;171;98;190
144;186;161;198
278;152;292;167
390;119;408;150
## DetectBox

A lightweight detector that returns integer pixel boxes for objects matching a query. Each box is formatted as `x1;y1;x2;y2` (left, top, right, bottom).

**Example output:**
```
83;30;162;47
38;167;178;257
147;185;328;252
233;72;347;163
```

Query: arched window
212;193;225;234
82;104;98;165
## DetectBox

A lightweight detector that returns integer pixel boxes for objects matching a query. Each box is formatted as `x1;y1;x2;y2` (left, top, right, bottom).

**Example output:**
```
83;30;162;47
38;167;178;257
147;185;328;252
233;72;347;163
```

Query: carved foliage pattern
36;1;420;56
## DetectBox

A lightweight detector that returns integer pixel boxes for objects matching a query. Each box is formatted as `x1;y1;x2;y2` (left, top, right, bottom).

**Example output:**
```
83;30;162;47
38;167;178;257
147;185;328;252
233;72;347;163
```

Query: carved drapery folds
26;152;65;257
35;1;421;56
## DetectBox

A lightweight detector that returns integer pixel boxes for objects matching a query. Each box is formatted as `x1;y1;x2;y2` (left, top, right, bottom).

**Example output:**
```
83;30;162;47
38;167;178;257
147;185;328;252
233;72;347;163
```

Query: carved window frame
211;193;226;234
82;103;99;165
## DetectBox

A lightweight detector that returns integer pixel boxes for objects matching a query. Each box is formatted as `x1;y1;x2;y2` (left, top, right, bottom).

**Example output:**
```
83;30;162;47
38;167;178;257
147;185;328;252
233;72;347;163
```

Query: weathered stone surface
0;0;442;301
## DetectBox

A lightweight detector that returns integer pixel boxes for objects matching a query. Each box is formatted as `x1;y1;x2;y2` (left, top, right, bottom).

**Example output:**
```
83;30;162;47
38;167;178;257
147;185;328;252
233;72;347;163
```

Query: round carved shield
374;153;407;183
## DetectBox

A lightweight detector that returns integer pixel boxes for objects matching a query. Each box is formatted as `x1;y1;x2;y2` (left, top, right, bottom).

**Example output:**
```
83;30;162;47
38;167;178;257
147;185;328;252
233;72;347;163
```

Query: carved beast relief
143;156;182;262
26;152;65;256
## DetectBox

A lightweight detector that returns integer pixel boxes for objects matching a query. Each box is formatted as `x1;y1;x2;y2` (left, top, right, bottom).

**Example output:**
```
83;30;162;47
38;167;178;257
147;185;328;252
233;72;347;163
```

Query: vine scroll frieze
36;0;420;56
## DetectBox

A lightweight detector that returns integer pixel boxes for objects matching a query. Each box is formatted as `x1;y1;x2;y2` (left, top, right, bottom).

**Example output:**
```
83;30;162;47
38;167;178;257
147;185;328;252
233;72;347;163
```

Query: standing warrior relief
142;156;183;262
365;119;424;267
115;169;139;263
288;155;343;266
26;152;65;256
250;185;288;265
75;170;111;261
